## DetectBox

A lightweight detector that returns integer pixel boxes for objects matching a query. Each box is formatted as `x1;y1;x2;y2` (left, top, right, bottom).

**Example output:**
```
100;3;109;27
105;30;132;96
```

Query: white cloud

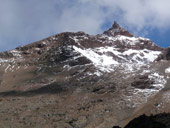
80;0;170;32
0;0;170;51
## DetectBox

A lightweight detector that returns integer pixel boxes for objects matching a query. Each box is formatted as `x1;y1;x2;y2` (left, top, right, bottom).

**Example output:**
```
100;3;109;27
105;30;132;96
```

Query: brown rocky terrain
0;21;170;128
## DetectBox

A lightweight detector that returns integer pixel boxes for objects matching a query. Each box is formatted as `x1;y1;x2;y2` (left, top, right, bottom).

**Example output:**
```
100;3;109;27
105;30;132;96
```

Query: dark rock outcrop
113;113;170;128
103;21;133;37
156;47;170;61
131;75;154;89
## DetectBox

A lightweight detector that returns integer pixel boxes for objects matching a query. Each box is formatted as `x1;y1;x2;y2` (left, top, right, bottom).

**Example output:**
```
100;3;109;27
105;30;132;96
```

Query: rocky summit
0;21;170;128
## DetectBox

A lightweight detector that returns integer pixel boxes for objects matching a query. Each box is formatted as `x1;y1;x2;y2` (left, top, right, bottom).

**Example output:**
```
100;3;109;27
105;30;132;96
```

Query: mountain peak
0;18;168;128
112;21;121;29
103;21;133;37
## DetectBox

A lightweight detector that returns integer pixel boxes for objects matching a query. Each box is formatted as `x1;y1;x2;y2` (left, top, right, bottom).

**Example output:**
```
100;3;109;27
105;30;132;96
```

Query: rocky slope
0;21;170;128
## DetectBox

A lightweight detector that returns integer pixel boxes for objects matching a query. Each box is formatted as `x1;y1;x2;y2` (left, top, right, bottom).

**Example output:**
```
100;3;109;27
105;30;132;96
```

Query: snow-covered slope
69;22;162;73
73;45;161;72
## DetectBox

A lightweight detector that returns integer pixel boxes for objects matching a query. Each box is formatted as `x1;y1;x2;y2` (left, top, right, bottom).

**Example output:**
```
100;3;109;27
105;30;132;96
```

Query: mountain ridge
0;21;170;128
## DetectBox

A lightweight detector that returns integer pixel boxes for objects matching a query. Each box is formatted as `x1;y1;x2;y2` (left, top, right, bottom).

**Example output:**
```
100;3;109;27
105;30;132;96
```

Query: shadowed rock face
0;82;68;96
156;47;170;61
113;126;122;128
131;75;154;89
113;113;170;128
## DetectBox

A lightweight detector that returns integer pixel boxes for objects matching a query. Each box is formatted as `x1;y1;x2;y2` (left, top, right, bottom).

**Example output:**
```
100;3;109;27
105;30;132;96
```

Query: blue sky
0;0;170;52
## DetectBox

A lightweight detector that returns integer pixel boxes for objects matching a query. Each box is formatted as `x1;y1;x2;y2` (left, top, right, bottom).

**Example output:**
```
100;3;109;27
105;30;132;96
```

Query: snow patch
73;46;118;72
162;91;170;103
122;72;166;108
5;65;10;73
165;67;170;74
118;36;139;45
73;44;161;74
123;49;161;63
107;35;153;46
149;72;166;90
10;49;22;58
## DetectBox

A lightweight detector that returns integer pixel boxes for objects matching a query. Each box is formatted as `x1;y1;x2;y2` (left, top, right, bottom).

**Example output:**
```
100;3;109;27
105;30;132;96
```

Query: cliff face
0;21;169;128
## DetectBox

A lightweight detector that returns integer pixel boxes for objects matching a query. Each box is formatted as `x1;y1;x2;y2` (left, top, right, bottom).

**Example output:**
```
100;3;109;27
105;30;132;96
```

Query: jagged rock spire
112;21;121;29
103;21;133;37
